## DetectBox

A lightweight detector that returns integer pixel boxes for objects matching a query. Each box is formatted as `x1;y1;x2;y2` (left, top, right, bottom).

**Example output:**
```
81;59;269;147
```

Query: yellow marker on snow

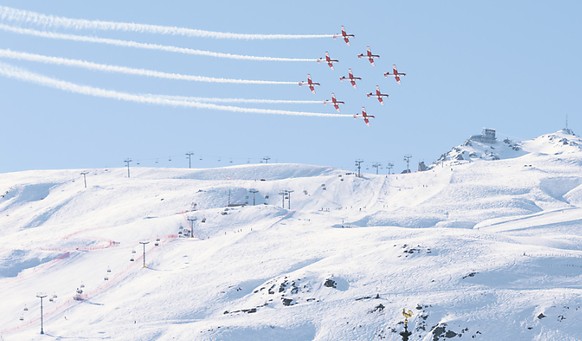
402;308;414;327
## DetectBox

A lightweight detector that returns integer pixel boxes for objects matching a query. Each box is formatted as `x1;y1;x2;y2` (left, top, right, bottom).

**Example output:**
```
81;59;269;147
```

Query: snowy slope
1;131;582;340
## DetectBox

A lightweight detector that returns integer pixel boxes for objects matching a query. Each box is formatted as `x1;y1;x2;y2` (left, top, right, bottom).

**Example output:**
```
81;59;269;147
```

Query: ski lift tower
187;216;197;238
249;189;259;206
124;158;132;178
80;171;89;188
403;155;412;173
139;241;150;268
186;152;194;168
355;159;364;178
36;292;47;334
372;163;381;174
386;162;394;174
286;190;294;209
279;190;288;208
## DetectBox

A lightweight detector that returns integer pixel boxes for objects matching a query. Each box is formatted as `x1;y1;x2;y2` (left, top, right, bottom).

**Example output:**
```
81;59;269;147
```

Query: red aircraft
357;46;380;66
384;64;406;84
339;68;362;88
317;51;338;70
366;85;389;105
334;25;355;46
353;107;375;126
324;93;345;112
298;74;320;94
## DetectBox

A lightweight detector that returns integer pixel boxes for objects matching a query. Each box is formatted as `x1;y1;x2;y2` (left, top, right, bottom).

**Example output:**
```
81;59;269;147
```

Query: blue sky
0;1;580;173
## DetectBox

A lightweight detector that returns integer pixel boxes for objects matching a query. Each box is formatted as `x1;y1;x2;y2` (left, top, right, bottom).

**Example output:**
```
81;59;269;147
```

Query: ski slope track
1;131;582;340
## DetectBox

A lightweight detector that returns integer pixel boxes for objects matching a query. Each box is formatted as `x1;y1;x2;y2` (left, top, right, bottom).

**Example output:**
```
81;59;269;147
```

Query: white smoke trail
0;49;298;85
154;94;324;105
0;62;348;118
0;24;319;62
0;6;335;40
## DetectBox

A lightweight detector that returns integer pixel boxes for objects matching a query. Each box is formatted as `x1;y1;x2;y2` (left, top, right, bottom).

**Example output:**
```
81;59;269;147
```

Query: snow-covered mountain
434;128;582;165
1;130;582;340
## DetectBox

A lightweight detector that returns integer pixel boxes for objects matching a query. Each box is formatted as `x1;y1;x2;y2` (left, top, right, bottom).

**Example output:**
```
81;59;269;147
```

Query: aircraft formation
304;25;407;126
0;6;406;123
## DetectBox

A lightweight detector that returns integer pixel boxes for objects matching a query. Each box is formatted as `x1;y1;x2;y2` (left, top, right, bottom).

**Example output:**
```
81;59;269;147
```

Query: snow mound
0;249;61;278
176;163;338;181
522;129;582;155
539;177;582;203
205;323;317;341
434;134;524;166
564;184;582;206
0;183;57;210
